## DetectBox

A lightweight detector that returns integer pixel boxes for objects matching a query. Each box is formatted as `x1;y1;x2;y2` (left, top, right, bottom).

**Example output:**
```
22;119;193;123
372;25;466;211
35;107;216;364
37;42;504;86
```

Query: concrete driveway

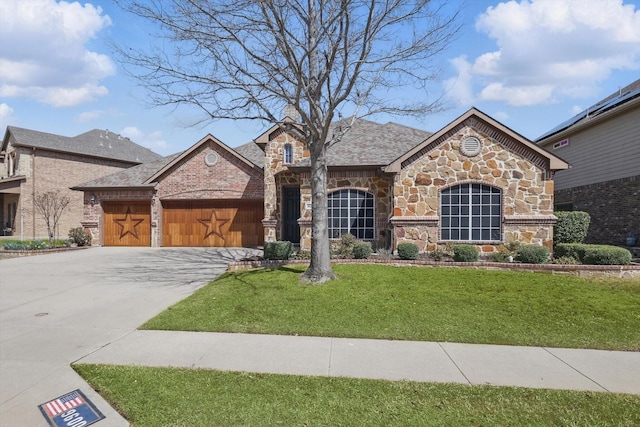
0;246;259;427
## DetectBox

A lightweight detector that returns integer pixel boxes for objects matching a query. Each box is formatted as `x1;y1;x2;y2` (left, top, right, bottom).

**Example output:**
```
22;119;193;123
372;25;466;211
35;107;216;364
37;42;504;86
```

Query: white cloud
446;0;640;106
120;126;171;154
0;103;15;131
0;0;114;107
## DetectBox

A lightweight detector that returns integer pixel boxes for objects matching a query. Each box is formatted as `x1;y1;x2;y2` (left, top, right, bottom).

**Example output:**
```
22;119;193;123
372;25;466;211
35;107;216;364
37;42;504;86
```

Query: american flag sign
43;390;85;417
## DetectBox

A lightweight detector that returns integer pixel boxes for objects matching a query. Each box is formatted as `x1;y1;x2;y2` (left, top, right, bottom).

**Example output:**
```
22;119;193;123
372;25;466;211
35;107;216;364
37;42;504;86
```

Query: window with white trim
441;183;502;241
284;144;293;164
328;189;374;239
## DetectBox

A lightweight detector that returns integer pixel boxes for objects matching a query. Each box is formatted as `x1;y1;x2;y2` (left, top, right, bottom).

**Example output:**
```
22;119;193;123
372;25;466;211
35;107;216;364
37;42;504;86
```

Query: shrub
490;244;512;262
293;250;311;260
2;241;28;250
397;242;419;260
352;242;372;259
554;211;590;244
583;246;632;265
452;244;478;262
515;245;549;264
332;234;356;258
554;243;632;265
263;241;293;260
552;256;580;265
29;240;49;250
68;227;92;246
554;243;588;261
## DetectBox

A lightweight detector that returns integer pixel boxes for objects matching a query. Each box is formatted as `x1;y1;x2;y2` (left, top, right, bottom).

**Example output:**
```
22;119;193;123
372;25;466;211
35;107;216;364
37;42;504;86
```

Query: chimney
283;104;300;122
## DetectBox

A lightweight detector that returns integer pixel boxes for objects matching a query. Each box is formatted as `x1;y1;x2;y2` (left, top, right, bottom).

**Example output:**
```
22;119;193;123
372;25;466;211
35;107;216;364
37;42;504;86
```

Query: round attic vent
205;152;219;166
460;136;482;157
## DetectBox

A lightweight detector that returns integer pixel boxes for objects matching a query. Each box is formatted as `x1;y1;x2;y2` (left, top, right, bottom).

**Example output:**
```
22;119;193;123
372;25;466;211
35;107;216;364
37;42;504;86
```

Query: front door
282;187;300;243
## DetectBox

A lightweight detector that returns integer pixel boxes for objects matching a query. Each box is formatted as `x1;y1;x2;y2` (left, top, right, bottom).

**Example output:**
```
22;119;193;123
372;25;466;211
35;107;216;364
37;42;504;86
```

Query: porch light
90;194;96;206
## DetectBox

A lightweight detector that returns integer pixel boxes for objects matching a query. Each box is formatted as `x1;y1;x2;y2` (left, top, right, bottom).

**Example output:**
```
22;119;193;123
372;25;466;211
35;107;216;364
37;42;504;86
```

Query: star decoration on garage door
113;207;145;239
198;210;230;240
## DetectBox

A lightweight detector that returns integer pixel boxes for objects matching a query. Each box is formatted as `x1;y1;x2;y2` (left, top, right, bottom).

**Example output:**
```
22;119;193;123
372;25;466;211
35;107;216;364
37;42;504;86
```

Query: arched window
328;189;374;239
441;183;502;241
284;144;293;164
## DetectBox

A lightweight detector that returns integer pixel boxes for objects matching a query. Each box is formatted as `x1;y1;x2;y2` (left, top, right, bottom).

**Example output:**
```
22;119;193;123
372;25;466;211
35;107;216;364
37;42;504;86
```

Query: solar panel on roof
536;87;640;142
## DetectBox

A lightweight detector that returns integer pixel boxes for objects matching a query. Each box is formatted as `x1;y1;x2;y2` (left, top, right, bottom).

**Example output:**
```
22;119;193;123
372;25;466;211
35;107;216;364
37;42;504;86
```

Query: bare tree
116;0;459;283
34;191;70;241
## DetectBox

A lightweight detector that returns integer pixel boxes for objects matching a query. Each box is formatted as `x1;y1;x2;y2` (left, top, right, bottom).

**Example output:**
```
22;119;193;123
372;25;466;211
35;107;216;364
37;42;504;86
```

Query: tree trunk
301;145;336;284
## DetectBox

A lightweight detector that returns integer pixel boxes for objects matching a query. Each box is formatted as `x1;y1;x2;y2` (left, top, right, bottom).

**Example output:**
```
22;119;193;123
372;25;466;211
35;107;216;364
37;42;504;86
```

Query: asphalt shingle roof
5;126;162;164
73;154;180;189
294;118;432;167
233;140;265;168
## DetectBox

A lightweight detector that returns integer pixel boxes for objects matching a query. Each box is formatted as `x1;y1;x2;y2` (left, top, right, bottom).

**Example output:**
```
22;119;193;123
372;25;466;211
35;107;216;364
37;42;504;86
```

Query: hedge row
555;243;632;265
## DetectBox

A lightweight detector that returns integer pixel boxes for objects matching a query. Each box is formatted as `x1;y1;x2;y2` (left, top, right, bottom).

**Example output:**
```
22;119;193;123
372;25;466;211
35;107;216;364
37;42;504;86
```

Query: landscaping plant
397;242;419;260
453;244;478;262
263;241;293;260
515;245;550;264
554;211;590;244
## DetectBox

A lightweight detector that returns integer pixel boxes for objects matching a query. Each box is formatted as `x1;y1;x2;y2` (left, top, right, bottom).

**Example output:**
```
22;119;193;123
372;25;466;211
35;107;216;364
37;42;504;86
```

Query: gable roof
386;107;569;173
145;134;262;184
2;126;161;164
73;134;263;190
536;78;640;142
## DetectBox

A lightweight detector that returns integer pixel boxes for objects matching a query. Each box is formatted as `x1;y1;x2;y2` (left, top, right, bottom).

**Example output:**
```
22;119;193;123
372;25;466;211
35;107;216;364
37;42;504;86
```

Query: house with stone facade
73;107;568;253
536;79;640;246
0;126;161;239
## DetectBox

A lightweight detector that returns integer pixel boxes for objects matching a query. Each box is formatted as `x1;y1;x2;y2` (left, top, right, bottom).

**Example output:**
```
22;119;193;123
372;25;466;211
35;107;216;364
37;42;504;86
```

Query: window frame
283;144;293;164
440;183;502;242
327;189;375;240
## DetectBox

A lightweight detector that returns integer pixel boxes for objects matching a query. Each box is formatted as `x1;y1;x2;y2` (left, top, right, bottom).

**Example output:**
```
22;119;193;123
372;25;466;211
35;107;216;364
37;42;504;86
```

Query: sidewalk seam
71;329;138;365
438;343;471;385
542;347;609;392
327;338;334;376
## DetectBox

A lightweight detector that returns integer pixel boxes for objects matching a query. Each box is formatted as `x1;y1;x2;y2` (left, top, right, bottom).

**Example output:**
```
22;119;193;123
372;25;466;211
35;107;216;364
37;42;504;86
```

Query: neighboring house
74;108;568;253
0;127;161;239
537;79;640;245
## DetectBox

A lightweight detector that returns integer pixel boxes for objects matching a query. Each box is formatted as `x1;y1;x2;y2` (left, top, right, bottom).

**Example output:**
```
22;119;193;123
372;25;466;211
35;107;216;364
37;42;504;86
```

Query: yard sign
38;389;105;427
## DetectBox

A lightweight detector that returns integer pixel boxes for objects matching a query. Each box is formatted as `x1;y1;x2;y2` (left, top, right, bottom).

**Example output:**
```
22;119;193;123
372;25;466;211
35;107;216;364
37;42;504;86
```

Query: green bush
293;250;311;260
2;241;29;250
552;256;580;265
68;227;92;246
453;244;478;262
263;241;293;260
352;242;372;259
583;246;632;265
397;242;419;260
554;243;588;261
515;245;549;264
332;234;356;258
555;243;632;265
554;211;590;244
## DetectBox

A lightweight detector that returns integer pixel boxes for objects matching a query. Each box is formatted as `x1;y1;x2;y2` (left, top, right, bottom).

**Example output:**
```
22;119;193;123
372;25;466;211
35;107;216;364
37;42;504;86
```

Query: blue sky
1;0;639;156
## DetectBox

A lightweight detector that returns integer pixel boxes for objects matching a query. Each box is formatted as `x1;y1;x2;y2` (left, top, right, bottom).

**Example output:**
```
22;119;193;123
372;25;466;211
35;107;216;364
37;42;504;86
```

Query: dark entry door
283;187;300;243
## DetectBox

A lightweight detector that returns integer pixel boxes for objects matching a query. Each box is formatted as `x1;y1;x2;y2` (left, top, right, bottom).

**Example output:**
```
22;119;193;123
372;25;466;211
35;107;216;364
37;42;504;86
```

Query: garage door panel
103;202;151;246
162;200;264;247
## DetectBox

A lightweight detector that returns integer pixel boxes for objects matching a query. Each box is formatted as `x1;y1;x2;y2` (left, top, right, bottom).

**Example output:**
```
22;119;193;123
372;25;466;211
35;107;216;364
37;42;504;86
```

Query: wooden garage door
162;200;264;247
103;202;151;246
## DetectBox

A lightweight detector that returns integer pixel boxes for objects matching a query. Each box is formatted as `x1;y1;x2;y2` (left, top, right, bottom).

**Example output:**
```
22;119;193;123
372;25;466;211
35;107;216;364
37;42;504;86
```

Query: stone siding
263;130;306;242
392;125;556;252
298;170;393;250
555;175;640;245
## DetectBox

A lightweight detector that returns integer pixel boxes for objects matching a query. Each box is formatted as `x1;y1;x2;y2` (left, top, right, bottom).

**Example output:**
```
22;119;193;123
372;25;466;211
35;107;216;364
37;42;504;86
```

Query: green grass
142;264;640;350
74;364;640;427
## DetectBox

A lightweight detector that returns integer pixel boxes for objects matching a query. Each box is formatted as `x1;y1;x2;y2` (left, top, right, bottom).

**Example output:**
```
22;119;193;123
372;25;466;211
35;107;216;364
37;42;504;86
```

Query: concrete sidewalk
77;330;640;395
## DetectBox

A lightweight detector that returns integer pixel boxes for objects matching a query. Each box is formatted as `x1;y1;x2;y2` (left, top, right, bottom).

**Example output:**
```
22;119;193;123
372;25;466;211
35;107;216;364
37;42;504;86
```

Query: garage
103;201;151;246
162;199;264;247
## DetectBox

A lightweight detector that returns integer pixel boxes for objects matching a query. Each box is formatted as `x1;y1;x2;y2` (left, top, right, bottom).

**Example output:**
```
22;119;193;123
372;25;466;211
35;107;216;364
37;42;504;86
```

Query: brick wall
156;139;263;200
555;175;640;245
10;146;137;239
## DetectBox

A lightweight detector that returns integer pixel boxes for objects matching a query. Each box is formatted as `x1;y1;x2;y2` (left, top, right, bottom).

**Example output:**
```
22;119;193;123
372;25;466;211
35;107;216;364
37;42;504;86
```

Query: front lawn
142;264;640;350
74;364;640;427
